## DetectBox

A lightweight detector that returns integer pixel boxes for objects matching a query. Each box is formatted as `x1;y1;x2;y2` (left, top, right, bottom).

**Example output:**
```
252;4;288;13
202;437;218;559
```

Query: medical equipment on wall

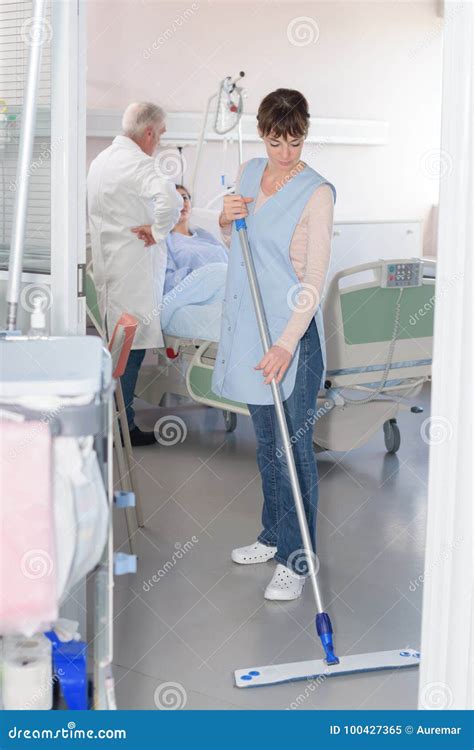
232;219;420;687
190;71;245;207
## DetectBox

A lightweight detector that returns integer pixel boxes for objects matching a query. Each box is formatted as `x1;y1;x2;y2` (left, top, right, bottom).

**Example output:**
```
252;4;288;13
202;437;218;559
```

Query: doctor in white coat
88;102;182;445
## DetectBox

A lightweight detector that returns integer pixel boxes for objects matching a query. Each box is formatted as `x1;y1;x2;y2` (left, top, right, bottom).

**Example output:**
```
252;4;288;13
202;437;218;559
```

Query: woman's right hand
219;194;253;227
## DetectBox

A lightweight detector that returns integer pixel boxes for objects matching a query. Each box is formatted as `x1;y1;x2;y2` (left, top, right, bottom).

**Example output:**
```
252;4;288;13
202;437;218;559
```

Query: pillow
190;207;221;237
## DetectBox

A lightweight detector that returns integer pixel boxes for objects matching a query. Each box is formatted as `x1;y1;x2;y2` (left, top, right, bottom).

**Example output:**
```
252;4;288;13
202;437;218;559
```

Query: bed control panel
381;260;423;288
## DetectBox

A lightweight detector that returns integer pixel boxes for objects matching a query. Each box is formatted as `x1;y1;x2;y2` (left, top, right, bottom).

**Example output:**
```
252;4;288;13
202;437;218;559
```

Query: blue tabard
211;158;336;405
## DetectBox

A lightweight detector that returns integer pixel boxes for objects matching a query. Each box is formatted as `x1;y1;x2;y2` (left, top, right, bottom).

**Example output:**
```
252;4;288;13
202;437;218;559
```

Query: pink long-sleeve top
220;161;335;355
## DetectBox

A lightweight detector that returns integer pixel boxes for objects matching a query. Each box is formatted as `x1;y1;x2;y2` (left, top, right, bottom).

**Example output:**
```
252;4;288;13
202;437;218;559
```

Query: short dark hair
257;89;310;140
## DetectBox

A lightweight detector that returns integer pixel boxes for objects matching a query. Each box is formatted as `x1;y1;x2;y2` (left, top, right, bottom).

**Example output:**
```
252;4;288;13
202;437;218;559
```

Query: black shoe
128;426;157;446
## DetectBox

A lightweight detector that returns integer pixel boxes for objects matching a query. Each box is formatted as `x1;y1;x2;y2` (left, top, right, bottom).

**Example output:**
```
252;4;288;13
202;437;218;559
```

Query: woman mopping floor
213;88;336;602
212;89;421;687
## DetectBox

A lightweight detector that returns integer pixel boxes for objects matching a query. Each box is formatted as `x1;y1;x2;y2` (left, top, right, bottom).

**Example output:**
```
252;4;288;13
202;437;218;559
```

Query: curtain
418;0;473;711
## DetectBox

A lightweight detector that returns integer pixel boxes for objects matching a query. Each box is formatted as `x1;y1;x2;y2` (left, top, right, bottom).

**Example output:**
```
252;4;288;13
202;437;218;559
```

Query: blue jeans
247;318;323;573
121;348;146;428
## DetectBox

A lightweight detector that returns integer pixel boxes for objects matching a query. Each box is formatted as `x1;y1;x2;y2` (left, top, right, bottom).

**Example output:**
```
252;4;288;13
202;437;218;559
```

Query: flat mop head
234;649;420;688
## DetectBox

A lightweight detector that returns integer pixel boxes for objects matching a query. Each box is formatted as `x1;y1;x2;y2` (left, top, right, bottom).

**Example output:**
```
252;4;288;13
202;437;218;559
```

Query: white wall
86;0;443;251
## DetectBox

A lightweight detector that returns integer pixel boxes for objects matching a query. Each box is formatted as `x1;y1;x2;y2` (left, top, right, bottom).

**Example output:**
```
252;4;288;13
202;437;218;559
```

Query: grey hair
122;102;166;138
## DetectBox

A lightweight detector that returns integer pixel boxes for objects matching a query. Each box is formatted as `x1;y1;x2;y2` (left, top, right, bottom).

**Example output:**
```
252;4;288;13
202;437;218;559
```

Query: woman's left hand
255;345;292;385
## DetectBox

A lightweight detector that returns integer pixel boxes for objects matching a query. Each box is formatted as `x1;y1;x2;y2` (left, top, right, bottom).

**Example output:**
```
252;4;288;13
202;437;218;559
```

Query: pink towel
0;420;58;636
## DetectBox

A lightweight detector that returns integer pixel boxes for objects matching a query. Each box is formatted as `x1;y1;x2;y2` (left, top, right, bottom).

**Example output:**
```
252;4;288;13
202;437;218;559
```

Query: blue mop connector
235;218;247;231
316;612;339;666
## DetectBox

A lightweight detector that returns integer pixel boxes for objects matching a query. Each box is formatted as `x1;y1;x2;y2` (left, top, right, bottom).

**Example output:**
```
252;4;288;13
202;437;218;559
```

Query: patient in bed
164;184;228;294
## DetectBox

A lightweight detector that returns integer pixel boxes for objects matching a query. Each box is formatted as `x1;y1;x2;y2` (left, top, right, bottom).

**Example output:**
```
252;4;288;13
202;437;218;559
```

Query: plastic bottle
27;295;48;338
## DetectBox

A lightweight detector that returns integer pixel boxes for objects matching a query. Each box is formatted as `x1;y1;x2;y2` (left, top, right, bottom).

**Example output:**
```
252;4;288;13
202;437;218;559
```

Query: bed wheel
223;410;237;433
383;419;401;454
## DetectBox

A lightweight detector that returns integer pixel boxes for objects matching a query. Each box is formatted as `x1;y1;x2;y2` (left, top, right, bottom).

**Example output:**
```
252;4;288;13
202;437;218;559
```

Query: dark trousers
120;349;146;428
247;319;323;573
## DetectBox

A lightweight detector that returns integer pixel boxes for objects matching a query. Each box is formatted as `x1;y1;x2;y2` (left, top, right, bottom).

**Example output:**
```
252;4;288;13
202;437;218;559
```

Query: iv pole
189;71;245;206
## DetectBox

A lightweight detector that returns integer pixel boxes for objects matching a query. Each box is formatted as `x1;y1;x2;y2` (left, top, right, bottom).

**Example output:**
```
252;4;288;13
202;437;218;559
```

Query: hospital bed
136;257;436;453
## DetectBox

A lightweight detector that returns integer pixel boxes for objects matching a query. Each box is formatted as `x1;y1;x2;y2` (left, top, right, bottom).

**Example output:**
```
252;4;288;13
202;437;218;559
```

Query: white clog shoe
264;563;305;601
231;541;277;565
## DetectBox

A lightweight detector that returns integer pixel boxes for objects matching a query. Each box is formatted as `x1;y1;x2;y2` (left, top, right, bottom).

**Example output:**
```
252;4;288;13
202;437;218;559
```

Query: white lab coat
87;135;183;349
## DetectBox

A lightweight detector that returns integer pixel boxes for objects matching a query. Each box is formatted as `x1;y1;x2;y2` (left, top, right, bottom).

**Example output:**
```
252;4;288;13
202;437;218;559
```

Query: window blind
0;0;51;273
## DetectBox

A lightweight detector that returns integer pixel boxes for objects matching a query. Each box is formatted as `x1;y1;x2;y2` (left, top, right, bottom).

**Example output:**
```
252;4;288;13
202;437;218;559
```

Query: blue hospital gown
164;227;228;294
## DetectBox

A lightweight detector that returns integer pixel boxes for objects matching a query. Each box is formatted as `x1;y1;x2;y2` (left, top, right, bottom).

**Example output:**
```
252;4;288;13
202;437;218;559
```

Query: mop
233;218;420;688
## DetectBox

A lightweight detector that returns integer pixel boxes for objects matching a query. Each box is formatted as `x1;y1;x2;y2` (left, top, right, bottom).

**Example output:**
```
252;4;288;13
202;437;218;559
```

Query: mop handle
235;218;324;613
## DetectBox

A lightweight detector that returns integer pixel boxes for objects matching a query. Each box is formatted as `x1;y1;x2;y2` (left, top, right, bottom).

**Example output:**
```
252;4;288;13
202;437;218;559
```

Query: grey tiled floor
111;386;430;710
